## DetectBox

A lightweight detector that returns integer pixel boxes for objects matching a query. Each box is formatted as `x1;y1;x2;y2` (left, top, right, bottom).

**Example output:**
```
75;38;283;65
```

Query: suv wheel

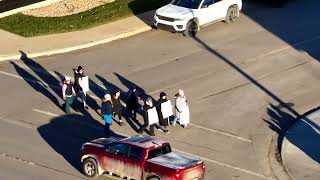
183;20;198;37
225;6;238;24
83;158;98;177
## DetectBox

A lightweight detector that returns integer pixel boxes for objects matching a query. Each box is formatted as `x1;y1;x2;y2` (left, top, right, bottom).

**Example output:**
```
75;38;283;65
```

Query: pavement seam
0;152;86;179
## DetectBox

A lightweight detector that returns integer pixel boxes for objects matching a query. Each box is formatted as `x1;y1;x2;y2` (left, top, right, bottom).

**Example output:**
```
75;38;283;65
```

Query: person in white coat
172;89;189;128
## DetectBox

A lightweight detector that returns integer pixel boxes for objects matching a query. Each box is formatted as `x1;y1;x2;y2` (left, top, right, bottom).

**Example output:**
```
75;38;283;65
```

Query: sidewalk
281;107;320;180
0;10;155;61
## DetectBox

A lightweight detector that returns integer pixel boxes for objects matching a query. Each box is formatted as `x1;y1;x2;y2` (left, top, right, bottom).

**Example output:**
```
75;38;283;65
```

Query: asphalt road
0;0;319;179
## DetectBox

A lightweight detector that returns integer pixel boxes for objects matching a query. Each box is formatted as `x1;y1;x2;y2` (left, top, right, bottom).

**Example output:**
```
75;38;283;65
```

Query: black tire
82;158;99;178
183;20;198;37
225;6;238;24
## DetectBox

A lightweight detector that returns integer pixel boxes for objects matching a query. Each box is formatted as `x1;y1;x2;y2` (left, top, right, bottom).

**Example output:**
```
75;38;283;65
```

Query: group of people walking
61;66;190;136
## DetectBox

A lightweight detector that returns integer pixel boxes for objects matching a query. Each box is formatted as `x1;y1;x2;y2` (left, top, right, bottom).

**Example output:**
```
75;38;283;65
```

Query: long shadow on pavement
265;105;320;163
243;0;320;61
37;114;126;173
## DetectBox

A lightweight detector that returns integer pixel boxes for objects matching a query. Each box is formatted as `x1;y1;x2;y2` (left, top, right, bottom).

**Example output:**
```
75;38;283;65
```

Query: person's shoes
150;134;155;136
172;124;176;127
164;130;170;134
119;121;124;126
85;106;89;110
157;128;164;132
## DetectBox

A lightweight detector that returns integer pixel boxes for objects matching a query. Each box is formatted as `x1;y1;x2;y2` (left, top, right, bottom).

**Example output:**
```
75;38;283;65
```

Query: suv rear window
147;144;172;159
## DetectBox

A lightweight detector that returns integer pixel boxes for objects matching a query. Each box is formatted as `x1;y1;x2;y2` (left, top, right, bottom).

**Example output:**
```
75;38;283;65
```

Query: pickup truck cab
80;135;205;180
154;0;242;36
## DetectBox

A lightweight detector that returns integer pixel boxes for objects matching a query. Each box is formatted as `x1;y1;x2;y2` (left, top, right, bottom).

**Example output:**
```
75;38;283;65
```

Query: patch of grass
0;0;171;37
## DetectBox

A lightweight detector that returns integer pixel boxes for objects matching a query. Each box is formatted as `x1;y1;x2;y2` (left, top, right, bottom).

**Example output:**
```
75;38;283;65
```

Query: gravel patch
22;0;115;17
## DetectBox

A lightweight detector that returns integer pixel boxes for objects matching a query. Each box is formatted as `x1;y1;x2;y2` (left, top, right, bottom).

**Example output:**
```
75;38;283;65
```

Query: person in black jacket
73;66;88;109
112;88;124;126
138;97;156;136
126;87;140;120
101;94;113;136
156;92;170;133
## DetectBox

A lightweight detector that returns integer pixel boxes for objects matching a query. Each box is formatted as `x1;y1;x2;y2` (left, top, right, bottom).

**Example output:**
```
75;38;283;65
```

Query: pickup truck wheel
83;158;98;177
183;20;198;37
225;6;238;24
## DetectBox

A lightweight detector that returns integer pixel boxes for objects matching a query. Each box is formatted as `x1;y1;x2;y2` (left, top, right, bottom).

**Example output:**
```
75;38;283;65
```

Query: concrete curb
0;26;152;61
281;136;295;180
268;133;292;180
0;0;64;18
279;106;320;180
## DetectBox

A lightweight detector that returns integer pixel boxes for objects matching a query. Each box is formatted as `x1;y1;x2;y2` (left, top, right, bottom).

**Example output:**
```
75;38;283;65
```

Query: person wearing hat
73;66;88;109
172;89;188;128
101;94;113;136
112;88;124;126
156;92;170;133
138;97;156;136
62;76;76;113
126;87;140;120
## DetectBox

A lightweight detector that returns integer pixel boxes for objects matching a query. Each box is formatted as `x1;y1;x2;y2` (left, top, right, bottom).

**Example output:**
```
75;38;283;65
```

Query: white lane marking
173;149;274;180
32;109;59;117
32;109;272;179
0;152;86;179
189;123;252;143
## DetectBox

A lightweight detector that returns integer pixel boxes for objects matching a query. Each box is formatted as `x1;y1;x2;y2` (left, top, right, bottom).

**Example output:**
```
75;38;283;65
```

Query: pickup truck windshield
172;0;202;9
147;144;172;159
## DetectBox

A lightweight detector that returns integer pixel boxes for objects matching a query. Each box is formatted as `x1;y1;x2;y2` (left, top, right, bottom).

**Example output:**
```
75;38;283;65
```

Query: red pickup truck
80;135;205;180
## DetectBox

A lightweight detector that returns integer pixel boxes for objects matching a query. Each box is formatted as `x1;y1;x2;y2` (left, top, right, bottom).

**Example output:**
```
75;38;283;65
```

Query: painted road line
0;152;86;179
173;149;275;180
32;109;59;117
32;109;271;179
189;123;252;143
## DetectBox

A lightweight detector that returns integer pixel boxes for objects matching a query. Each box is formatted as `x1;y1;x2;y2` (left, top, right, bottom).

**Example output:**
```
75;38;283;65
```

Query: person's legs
65;96;72;113
149;124;155;136
138;122;148;134
172;115;179;127
81;92;87;108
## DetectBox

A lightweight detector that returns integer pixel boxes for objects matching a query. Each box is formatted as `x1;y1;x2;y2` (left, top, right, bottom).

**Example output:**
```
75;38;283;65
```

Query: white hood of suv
156;4;193;18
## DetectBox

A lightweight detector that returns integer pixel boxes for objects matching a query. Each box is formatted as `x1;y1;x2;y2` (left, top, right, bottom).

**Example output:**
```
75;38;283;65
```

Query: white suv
154;0;242;36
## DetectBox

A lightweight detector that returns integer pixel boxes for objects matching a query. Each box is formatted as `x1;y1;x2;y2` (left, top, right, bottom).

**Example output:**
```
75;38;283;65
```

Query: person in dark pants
138;97;156;136
101;94;113;136
62;76;76;113
73;66;88;109
156;92;170;133
112;88;124;126
126;87;140;120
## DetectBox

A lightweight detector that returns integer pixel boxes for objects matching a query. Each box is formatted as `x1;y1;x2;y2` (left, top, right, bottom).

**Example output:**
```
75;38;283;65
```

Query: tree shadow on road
37;114;126;174
265;105;320;164
243;0;320;62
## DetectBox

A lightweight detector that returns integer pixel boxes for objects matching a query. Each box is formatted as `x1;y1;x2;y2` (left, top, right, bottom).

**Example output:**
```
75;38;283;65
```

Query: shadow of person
113;72;148;101
265;104;320;163
37;114;127;173
10;61;62;110
96;74;154;135
19;51;62;98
